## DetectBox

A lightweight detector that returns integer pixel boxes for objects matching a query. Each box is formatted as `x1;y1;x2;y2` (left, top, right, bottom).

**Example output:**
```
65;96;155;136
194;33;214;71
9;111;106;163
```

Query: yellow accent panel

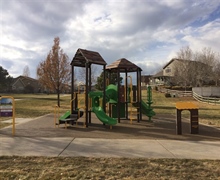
176;102;198;110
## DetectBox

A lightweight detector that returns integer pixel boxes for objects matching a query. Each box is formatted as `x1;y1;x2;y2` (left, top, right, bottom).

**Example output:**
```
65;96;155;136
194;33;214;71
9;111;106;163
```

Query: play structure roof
71;48;107;67
106;58;142;72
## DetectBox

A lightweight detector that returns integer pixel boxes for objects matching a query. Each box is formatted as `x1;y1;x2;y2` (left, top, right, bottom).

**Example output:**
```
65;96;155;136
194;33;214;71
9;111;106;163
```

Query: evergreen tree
0;66;13;92
95;72;123;90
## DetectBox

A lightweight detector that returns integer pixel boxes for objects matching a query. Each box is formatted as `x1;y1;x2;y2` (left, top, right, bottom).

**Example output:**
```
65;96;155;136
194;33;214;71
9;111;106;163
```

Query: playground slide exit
133;100;155;116
92;106;117;125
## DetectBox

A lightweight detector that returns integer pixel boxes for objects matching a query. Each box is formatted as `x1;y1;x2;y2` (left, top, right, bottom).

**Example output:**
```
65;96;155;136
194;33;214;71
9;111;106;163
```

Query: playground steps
56;111;84;128
130;110;139;114
129;103;140;124
57;114;78;126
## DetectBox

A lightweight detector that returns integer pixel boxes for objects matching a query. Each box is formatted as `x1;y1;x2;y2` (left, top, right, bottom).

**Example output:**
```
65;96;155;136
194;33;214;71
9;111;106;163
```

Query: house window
165;67;171;73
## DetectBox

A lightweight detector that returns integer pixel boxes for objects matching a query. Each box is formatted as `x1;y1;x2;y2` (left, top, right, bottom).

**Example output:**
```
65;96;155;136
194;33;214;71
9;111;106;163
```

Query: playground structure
55;48;155;128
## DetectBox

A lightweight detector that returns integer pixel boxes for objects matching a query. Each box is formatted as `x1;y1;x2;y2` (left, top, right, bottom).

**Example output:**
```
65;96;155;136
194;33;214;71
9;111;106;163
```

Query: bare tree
173;59;196;87
212;54;220;86
173;46;219;87
173;46;196;87
23;65;30;77
194;47;218;86
177;46;193;61
37;37;71;106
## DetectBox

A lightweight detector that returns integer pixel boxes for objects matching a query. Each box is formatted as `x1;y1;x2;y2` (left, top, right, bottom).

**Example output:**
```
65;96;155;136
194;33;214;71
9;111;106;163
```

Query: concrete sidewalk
1;137;220;159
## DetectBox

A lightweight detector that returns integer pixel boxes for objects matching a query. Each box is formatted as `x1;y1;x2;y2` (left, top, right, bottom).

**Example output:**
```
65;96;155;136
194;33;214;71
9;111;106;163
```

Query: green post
146;86;155;121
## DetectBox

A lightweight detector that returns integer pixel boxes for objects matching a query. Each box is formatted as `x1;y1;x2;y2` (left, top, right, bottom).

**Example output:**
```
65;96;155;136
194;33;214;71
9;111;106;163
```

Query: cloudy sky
1;0;220;79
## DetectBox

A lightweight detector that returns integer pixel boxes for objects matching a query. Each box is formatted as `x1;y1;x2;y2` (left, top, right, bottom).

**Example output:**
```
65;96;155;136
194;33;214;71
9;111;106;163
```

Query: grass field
0;91;220;179
1;91;220;127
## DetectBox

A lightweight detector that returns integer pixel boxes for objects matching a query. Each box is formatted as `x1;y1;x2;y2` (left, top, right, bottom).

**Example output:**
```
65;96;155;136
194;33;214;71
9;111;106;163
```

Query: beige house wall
163;60;182;77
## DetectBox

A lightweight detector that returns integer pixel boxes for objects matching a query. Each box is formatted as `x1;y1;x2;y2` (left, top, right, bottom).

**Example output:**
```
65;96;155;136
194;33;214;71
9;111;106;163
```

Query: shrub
165;93;171;98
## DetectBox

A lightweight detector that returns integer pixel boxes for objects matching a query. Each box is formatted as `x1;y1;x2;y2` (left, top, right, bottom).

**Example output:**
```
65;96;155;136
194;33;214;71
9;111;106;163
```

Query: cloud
181;19;220;52
1;0;220;78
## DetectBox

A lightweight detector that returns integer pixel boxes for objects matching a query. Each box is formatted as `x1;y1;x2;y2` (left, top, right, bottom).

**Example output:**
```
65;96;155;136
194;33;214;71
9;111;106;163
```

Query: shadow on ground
0;114;219;141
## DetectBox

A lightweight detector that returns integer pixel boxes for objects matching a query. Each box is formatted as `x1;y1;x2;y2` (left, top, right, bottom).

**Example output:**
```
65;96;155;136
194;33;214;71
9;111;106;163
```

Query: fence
152;86;220;105
158;87;192;97
192;91;220;105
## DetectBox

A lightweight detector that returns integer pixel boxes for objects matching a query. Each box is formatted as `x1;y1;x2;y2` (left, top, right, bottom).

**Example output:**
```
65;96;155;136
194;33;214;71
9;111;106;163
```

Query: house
151;58;211;86
12;76;41;93
150;70;168;85
141;75;152;86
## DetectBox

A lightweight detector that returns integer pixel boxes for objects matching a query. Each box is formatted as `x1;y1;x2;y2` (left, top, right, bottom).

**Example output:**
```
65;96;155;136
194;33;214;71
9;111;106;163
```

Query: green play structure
57;49;155;128
88;91;117;126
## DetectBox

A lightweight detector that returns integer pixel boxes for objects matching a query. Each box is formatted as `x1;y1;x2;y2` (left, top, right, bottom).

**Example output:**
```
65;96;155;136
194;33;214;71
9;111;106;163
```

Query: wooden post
176;109;182;135
89;64;92;124
103;65;106;112
125;71;128;119
190;109;199;134
117;69;120;123
71;65;75;113
85;62;89;127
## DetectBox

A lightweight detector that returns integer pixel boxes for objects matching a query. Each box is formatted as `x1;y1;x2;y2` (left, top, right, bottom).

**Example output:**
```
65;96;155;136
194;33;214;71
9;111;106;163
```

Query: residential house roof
13;76;38;86
163;58;208;69
163;58;184;69
12;76;40;92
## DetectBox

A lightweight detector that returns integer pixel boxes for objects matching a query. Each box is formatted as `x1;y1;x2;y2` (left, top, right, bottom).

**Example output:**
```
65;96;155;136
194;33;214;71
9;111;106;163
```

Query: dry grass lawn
0;156;220;180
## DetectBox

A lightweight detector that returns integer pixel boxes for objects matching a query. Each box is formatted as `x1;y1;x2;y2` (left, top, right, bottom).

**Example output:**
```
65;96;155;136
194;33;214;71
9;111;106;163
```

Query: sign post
0;96;15;135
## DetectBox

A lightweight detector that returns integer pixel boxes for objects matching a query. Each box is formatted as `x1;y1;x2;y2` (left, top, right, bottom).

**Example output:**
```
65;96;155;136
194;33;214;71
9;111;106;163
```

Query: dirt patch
0;156;219;179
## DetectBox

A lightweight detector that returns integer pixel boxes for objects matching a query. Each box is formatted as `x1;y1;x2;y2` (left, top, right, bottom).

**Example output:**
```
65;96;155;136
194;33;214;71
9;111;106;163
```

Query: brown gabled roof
106;58;142;72
13;75;38;85
163;58;208;69
71;48;107;67
163;58;179;69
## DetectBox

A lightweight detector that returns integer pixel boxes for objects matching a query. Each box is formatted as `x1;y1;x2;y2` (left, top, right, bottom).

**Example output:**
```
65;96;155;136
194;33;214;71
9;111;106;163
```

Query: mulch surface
0;113;219;141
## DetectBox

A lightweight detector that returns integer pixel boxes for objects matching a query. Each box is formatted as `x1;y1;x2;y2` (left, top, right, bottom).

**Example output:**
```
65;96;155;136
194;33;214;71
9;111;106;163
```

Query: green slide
89;90;117;125
92;106;117;125
59;110;71;120
133;100;155;116
141;100;155;116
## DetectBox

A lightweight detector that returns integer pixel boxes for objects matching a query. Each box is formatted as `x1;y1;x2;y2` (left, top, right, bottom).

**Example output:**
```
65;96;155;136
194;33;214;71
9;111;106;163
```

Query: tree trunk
57;89;60;107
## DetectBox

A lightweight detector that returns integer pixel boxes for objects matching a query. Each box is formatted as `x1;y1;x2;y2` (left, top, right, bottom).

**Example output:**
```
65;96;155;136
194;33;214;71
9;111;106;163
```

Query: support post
89;64;92;124
137;69;142;122
71;65;75;113
176;109;182;135
125;71;128;119
85;63;89;127
103;65;106;112
190;109;199;134
117;69;120;123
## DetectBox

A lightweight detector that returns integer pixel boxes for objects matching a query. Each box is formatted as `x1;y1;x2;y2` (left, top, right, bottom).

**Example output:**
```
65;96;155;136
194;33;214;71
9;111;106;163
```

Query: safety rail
193;91;220;105
127;76;139;124
54;105;60;127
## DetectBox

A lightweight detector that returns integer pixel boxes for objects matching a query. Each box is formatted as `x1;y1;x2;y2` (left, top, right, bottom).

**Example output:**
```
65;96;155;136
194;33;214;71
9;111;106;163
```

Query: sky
1;0;220;79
